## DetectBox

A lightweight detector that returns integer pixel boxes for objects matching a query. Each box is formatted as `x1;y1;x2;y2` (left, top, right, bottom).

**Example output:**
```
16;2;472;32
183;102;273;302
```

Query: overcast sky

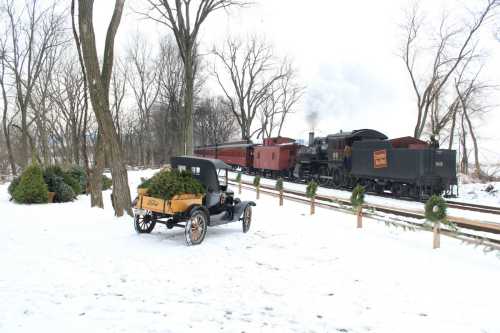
93;0;500;162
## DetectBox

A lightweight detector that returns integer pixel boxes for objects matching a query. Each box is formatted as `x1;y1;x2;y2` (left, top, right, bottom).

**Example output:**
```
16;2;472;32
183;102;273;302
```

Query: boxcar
253;137;299;177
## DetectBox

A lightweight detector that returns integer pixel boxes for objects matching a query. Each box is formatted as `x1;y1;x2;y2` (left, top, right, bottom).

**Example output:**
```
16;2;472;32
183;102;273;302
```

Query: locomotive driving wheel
185;210;208;246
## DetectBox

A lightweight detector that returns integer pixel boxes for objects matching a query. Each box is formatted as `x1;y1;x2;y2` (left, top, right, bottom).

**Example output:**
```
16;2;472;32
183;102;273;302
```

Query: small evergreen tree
68;166;87;194
8;176;21;198
63;172;82;195
55;181;76;202
13;164;49;204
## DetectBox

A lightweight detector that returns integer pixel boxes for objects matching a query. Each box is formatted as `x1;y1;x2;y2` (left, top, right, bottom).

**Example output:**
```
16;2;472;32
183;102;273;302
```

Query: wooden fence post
279;190;283;206
433;220;440;249
256;185;260;199
357;205;362;228
238;181;241;194
310;196;315;215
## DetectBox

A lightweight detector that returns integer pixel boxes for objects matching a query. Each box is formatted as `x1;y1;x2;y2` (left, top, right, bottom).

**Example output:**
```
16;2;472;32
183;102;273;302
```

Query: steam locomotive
194;129;458;199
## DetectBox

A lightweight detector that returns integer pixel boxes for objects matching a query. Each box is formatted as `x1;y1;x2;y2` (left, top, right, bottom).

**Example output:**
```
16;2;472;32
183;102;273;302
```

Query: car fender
232;200;255;222
187;204;210;221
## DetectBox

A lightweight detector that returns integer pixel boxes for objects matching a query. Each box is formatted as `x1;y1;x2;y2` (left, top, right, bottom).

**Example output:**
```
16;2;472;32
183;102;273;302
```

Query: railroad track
230;175;500;217
228;179;500;251
446;200;500;215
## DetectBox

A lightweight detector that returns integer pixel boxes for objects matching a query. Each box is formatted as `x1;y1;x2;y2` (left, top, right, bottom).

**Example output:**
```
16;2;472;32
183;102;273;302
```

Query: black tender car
351;140;457;199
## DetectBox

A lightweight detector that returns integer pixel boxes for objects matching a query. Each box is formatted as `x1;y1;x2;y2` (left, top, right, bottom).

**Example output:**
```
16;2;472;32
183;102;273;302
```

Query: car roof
170;156;230;191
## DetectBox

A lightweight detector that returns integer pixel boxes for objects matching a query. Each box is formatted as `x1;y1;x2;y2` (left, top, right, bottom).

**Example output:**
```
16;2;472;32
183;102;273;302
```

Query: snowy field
1;169;499;333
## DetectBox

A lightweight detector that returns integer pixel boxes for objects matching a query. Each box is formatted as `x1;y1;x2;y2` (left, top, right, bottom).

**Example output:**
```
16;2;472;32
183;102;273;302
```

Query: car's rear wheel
185;210;208;246
134;212;156;234
242;205;252;233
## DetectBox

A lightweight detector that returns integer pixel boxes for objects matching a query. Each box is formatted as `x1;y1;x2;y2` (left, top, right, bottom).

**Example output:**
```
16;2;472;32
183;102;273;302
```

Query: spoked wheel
185;210;208;246
134;212;156;234
242;205;252;233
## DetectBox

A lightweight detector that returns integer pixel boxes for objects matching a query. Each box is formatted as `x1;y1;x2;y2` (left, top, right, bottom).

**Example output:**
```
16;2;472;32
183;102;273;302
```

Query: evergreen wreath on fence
253;175;261;187
351;185;365;208
275;178;283;191
424;195;447;222
306;180;318;198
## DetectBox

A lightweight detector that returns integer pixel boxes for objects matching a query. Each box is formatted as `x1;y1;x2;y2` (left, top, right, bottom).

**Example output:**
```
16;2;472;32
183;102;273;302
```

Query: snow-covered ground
458;181;500;207
1;169;499;332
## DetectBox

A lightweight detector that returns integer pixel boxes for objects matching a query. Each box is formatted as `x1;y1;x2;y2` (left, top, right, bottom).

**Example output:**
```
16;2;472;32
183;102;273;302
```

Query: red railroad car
194;141;254;169
253;137;299;176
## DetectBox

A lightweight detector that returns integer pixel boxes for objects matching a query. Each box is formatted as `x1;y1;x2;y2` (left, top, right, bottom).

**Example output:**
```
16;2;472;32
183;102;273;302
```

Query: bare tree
77;0;132;217
0;32;16;175
400;0;499;139
2;0;66;168
126;34;160;166
454;67;495;178
143;0;248;154
194;96;238;145
213;36;293;140
157;36;185;159
258;63;303;139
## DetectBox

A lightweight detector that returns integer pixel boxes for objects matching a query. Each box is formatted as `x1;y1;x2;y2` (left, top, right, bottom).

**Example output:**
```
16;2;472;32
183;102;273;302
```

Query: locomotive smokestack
308;132;314;147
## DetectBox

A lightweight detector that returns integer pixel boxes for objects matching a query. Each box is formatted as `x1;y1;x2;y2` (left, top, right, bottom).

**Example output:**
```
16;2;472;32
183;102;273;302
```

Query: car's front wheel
185;210;208;246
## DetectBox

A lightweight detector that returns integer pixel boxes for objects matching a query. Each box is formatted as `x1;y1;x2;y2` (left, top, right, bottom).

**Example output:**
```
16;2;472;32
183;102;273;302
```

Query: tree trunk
89;132;104;208
460;114;468;175
448;109;457;150
20;104;29;168
78;0;132;217
1;86;16;175
463;109;481;179
184;48;194;155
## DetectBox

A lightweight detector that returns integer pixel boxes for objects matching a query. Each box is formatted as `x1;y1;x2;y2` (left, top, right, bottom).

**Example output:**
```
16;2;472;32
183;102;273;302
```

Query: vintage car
132;156;256;245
